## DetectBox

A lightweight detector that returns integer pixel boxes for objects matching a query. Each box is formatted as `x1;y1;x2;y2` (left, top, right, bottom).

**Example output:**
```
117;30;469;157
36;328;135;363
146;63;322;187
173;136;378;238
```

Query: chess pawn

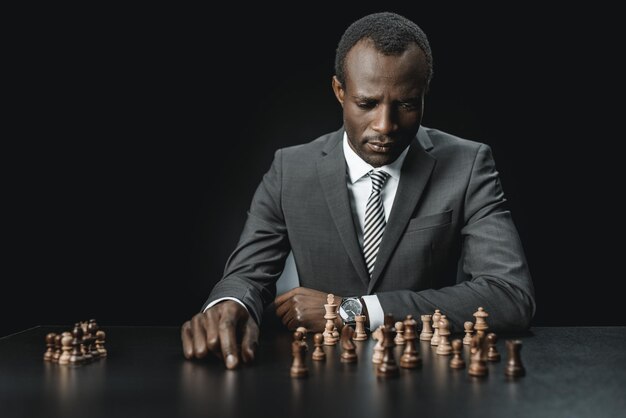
400;315;421;369
468;334;488;377
290;331;308;378
371;326;384;364
353;315;368;341
431;309;442;346
473;307;489;338
436;315;452;355
44;333;57;361
311;333;326;361
52;334;63;363
95;330;107;358
340;325;357;363
486;332;501;362
463;321;474;345
376;314;399;377
69;323;84;365
420;314;433;341
450;339;466;369
504;340;525;377
58;332;73;365
88;320;100;360
394;321;406;345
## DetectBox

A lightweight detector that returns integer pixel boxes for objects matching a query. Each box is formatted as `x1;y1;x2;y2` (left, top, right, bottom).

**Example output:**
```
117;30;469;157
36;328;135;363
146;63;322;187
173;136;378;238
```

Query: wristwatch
339;297;363;326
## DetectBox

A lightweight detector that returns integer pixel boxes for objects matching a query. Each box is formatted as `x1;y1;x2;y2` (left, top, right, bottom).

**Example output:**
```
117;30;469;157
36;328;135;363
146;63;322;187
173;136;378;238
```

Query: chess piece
69;323;84;365
468;334;488;377
504;340;525;377
323;294;339;345
394;321;406;345
376;314;399;377
431;309;442;346
486;332;501;362
436;315;452;355
290;331;308;378
81;328;93;364
340;325;357;363
420;314;433;341
311;333;326;361
95;330;107;358
353;315;368;341
52;334;62;363
449;339;465;369
58;332;73;365
371;326;384;364
463;321;474;345
400;315;421;368
296;326;308;339
44;333;57;361
473;307;489;338
88;319;100;360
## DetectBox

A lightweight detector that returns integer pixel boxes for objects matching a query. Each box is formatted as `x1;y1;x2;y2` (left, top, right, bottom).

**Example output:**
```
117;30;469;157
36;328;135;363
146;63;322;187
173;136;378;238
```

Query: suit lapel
367;129;437;293
317;129;371;288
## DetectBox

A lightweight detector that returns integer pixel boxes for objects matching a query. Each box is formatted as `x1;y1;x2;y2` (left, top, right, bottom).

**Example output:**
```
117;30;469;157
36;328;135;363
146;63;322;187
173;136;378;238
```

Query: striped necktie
363;169;390;277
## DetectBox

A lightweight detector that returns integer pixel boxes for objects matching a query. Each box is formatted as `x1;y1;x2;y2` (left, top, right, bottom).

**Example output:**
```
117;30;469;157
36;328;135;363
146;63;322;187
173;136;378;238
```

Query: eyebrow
351;94;420;102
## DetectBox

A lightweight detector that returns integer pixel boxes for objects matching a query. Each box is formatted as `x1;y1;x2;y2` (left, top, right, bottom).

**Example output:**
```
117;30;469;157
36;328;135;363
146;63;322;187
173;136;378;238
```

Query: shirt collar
343;132;410;184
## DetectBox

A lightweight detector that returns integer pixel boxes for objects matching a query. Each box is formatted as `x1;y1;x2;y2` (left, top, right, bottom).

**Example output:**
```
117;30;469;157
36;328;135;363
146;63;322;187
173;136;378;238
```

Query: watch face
340;298;362;322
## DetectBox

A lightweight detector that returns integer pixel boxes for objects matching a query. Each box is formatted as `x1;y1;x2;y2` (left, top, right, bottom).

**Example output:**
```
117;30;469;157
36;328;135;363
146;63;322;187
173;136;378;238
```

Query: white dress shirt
342;132;410;331
206;132;411;332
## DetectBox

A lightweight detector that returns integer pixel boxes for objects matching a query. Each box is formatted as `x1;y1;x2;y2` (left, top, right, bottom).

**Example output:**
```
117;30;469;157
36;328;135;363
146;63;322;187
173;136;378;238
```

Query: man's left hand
274;287;342;332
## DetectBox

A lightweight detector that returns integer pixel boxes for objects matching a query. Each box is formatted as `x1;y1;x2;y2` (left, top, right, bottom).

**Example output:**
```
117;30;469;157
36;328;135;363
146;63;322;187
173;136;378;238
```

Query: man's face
333;40;427;167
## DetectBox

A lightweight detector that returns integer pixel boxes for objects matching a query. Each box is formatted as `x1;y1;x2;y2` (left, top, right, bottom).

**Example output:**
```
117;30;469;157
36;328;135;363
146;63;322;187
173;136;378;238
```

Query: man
181;12;534;369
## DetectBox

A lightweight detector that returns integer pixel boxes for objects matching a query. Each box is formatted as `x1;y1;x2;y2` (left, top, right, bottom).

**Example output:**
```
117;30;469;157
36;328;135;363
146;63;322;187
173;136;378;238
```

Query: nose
371;105;397;135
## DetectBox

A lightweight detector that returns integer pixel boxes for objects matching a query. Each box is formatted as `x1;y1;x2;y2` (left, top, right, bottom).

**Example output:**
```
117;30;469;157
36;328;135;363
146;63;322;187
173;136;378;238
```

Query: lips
368;142;394;153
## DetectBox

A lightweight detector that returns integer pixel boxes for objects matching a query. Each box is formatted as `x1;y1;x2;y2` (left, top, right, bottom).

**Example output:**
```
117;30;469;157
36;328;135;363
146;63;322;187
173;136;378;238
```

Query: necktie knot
369;170;390;194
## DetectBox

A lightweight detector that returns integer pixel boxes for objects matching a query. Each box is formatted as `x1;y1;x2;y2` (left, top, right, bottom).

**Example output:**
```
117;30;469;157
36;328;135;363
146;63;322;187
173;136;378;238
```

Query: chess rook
420;315;433;341
504;340;526;377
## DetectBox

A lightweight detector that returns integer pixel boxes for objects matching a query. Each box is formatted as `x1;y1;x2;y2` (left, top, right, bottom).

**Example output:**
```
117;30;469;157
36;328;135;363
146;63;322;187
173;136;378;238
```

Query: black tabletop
1;326;625;418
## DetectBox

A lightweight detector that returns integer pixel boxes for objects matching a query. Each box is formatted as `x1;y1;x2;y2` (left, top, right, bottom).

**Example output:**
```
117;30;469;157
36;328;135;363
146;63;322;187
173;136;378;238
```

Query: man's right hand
181;300;259;369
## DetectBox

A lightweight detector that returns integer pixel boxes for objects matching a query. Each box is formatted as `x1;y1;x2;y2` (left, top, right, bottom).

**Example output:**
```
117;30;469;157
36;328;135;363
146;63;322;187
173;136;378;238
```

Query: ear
332;76;345;106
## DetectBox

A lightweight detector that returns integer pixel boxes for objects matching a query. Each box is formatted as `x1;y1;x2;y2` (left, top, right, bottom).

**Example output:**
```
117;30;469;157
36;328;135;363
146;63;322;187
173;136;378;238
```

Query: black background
4;4;624;336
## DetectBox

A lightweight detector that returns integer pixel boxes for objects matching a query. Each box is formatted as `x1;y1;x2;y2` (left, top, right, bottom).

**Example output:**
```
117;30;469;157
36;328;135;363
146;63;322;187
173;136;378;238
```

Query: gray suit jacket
203;126;535;331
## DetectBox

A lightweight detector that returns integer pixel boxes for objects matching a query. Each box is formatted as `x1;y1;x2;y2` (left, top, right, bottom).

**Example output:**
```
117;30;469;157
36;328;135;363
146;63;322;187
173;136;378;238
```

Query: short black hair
334;12;433;88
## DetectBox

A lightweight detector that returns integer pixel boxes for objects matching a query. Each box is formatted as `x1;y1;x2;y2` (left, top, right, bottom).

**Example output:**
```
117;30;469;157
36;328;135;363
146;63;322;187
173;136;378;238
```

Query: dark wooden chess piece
376;313;399;377
69;323;85;365
340;325;357;363
88;319;100;359
96;330;107;358
311;333;326;361
450;339;466;369
400;315;421;369
487;332;501;362
290;331;308;378
44;332;57;361
468;333;488;377
505;340;526;377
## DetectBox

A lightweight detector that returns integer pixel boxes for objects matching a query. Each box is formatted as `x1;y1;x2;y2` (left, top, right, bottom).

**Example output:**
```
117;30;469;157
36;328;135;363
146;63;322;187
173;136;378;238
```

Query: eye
399;101;419;110
356;100;376;109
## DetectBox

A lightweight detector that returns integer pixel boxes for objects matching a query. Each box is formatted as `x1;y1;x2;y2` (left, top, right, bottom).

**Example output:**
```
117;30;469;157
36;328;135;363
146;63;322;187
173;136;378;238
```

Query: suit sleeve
376;144;536;332
201;149;289;325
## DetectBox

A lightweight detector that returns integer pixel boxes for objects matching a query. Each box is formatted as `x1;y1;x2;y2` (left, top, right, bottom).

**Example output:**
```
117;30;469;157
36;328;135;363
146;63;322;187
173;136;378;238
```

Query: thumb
241;317;260;364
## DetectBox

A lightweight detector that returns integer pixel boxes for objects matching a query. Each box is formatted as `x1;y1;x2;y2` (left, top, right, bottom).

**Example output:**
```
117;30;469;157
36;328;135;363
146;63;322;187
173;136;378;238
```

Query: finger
241;318;260;364
191;314;208;359
218;309;242;369
181;321;194;359
204;309;221;357
275;298;293;318
274;287;298;306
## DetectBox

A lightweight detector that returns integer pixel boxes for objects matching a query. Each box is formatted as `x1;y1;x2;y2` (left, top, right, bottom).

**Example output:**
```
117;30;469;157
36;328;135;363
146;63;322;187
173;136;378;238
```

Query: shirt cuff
361;295;384;330
203;297;249;313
